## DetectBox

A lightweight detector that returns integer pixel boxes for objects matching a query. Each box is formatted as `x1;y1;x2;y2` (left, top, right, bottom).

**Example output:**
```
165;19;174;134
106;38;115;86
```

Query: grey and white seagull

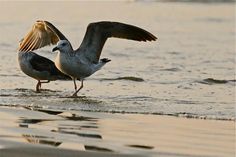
18;49;71;92
18;20;157;97
18;39;70;92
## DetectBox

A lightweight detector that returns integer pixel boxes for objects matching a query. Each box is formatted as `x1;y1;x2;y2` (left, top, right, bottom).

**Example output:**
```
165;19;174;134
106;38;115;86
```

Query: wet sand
0;105;234;157
0;142;139;157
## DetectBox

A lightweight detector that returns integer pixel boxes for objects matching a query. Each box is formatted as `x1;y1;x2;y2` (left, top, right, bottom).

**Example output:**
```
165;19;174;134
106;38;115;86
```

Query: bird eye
62;43;67;46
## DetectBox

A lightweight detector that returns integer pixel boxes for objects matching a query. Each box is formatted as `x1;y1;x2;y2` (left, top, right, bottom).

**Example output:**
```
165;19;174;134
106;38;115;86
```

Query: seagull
18;20;157;97
18;40;70;92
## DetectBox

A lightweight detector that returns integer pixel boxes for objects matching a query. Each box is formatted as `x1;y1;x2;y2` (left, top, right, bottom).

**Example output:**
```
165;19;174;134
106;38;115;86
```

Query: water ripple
197;78;236;85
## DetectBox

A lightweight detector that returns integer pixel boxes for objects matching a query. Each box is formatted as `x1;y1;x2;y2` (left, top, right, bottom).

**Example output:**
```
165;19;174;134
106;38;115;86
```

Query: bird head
52;40;72;53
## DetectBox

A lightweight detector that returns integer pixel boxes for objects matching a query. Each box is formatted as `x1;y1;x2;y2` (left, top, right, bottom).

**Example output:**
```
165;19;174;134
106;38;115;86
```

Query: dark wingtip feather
127;24;157;42
141;30;157;42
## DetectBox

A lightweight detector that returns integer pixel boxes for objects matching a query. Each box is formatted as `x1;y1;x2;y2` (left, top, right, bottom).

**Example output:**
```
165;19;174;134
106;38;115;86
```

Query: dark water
0;1;235;120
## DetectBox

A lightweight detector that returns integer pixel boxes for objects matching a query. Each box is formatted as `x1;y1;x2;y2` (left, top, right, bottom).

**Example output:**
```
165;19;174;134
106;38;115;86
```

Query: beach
0;1;235;157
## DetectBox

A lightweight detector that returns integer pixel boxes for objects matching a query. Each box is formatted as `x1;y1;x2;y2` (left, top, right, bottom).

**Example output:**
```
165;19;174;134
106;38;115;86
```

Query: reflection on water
14;106;118;154
0;105;233;157
52;112;102;139
31;109;63;115
127;144;154;150
18;119;52;124
53;129;102;140
80;125;98;129
17;107;105;150
84;145;114;152
22;134;62;147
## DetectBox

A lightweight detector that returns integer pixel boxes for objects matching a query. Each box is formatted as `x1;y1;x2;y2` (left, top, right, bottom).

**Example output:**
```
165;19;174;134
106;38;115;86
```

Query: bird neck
61;44;74;55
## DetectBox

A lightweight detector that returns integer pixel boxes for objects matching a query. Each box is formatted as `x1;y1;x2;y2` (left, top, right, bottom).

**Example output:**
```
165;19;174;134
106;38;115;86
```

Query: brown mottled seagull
19;20;157;97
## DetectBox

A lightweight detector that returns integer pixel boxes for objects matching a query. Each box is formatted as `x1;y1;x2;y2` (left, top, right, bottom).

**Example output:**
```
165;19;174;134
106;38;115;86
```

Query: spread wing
18;20;68;52
77;21;157;63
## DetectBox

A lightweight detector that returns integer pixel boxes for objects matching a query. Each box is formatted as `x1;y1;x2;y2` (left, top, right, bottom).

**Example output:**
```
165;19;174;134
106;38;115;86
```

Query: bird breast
55;52;93;79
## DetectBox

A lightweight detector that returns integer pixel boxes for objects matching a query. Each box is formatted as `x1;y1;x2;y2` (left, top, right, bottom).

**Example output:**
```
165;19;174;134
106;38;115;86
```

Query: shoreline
77;109;236;121
1;103;235;122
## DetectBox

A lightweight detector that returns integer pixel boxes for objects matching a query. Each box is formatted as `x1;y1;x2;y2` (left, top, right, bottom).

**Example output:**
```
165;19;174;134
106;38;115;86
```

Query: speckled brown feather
18;20;67;52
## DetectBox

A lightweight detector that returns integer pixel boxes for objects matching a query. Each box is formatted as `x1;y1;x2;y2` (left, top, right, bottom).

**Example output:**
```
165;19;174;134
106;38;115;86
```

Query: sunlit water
0;1;235;120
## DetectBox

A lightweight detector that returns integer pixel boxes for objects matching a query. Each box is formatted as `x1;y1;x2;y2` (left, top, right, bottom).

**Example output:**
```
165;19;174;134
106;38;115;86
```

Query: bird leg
73;78;77;91
36;80;50;92
72;80;84;97
36;80;41;92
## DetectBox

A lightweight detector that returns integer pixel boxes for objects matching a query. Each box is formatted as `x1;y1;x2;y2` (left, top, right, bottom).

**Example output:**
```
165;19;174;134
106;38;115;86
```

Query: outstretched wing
18;20;68;52
77;21;157;63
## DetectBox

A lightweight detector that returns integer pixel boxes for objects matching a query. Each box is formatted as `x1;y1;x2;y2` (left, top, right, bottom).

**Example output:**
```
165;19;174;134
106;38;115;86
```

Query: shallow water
0;1;235;120
0;106;234;157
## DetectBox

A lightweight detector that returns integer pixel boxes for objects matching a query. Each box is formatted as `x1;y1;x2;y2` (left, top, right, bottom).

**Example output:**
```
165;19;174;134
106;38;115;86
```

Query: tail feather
101;58;111;63
92;58;111;73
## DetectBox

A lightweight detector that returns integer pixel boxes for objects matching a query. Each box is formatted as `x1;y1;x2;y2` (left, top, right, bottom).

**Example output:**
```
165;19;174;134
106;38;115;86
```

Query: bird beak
52;46;59;52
